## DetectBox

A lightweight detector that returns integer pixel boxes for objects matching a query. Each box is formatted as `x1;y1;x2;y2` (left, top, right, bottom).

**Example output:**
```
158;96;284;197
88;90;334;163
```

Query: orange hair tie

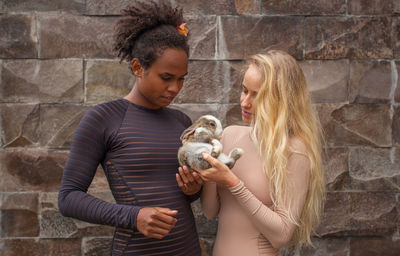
177;23;189;36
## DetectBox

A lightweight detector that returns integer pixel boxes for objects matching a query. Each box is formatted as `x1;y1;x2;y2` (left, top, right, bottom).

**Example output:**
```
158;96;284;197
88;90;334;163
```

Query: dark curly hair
113;1;189;70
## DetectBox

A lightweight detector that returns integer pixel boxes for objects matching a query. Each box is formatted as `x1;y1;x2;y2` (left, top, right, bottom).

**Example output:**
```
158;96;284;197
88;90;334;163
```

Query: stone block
287;238;349;256
85;60;134;104
394;106;400;146
191;199;217;236
349;60;392;103
1;238;81;256
261;0;346;15
395;0;400;14
2;0;85;13
175;61;243;104
323;148;348;191
198;236;215;256
39;105;90;148
316;104;392;147
300;60;349;103
0;104;39;147
0;14;37;58
1;59;83;103
39;13;116;58
348;0;393;14
85;0;131;15
0;193;39;237
317;192;398;236
350;238;400;256
396;61;400;102
185;16;217;60
82;237;113;256
177;0;260;15
218;16;304;60
348;147;400;191
394;18;400;59
305;17;392;59
0;149;67;192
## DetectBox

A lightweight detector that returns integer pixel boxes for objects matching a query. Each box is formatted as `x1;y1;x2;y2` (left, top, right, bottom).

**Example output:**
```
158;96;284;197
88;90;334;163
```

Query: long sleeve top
201;125;310;256
58;98;201;256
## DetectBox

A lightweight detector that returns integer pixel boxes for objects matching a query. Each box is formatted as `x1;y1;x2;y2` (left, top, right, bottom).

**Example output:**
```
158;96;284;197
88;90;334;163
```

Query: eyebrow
163;72;188;77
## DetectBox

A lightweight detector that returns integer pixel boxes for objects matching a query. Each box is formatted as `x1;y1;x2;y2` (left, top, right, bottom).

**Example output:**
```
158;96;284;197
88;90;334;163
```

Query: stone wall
0;0;399;255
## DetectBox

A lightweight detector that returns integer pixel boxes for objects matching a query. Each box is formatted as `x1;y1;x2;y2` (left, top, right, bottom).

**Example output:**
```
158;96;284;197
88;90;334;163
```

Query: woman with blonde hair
186;49;325;255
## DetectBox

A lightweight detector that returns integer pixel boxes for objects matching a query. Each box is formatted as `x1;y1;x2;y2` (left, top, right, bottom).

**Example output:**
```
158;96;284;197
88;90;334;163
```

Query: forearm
58;186;141;230
200;181;220;219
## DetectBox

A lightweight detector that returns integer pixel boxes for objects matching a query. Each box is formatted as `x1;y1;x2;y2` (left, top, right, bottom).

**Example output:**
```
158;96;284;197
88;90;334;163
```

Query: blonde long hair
249;50;325;249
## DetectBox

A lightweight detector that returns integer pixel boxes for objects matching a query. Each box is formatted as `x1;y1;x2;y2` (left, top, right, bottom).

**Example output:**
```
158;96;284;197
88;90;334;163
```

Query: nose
167;80;182;94
241;94;252;109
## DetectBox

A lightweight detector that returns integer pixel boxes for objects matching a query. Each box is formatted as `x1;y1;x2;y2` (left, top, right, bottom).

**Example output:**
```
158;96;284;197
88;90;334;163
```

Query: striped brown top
58;98;201;255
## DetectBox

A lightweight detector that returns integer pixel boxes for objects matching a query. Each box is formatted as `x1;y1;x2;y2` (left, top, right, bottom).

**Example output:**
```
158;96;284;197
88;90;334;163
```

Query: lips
161;95;175;103
241;109;252;118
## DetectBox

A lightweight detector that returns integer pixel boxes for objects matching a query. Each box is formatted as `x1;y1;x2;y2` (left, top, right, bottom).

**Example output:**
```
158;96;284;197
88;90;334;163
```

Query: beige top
201;125;310;256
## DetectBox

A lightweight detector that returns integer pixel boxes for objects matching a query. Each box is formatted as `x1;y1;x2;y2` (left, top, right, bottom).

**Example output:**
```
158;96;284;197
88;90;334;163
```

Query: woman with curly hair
58;1;203;255
194;50;325;255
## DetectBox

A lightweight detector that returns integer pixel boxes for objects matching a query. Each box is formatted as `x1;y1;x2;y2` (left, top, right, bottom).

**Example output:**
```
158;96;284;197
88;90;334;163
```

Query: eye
209;122;215;127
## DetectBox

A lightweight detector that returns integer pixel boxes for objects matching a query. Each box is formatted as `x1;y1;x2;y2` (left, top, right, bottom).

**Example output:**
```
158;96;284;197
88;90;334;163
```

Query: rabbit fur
178;115;244;171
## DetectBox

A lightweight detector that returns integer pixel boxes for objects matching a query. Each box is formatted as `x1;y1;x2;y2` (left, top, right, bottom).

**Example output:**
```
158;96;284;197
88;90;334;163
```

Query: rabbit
178;115;244;172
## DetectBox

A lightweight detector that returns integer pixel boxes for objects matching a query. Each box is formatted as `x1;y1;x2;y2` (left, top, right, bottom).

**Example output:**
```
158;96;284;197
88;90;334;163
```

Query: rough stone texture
305;17;392;59
348;0;393;14
318;192;398;236
39;105;90;148
85;0;131;15
219;16;304;60
1;60;83;103
349;60;393;103
394;106;400;146
2;0;85;13
175;61;243;104
394;17;400;59
1;238;81;256
0;14;37;58
176;0;260;15
0;149;67;192
316;104;392;147
300;60;349;103
286;238;349;256
85;60;134;104
191;200;217;236
261;0;346;15
0;104;39;147
396;61;400;103
350;238;400;256
185;16;217;60
323;148;348;191
0;193;39;237
39;14;116;58
395;0;400;13
82;237;113;256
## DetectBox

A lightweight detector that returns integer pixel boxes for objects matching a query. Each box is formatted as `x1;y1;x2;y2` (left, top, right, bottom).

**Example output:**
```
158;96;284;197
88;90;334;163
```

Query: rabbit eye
210;122;215;127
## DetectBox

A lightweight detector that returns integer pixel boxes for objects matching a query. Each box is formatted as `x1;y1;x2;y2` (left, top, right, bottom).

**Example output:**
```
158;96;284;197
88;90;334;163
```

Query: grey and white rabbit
178;115;243;171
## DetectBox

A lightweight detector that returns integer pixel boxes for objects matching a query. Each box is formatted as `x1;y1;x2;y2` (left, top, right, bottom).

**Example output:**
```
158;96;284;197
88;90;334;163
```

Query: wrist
225;174;240;188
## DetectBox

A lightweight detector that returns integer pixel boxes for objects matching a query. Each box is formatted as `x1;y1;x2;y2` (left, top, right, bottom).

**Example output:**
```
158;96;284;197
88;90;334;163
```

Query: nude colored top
201;125;311;256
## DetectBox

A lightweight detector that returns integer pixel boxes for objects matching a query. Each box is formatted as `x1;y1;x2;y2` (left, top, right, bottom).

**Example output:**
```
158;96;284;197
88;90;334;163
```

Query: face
240;64;262;124
131;48;188;109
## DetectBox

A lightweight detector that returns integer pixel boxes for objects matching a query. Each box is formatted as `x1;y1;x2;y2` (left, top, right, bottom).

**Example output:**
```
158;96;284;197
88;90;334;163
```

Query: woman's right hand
136;207;178;239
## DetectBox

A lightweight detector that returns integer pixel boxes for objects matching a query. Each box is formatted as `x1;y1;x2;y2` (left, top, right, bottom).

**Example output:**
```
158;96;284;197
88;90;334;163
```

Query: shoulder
165;107;192;127
84;98;129;128
223;125;251;137
288;137;309;158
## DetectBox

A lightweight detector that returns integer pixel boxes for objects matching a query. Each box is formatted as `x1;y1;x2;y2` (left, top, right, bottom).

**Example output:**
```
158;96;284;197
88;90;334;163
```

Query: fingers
137;207;178;239
179;166;195;183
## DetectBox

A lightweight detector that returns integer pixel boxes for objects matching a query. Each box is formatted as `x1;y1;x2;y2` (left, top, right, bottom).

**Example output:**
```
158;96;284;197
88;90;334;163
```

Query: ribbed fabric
59;98;201;256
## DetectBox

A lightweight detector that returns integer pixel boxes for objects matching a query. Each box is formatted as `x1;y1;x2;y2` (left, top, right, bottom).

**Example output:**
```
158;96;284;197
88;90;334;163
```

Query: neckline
120;98;164;113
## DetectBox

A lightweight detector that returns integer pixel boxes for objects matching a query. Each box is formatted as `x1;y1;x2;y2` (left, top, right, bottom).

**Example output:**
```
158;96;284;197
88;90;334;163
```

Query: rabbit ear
180;124;197;141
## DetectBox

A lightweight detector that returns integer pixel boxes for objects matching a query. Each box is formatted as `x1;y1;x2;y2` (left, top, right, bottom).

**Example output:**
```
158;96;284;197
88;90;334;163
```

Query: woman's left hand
176;166;204;195
194;153;240;188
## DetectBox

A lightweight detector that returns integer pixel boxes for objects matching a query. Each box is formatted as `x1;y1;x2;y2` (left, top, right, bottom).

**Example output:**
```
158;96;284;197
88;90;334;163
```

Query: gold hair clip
177;23;189;36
